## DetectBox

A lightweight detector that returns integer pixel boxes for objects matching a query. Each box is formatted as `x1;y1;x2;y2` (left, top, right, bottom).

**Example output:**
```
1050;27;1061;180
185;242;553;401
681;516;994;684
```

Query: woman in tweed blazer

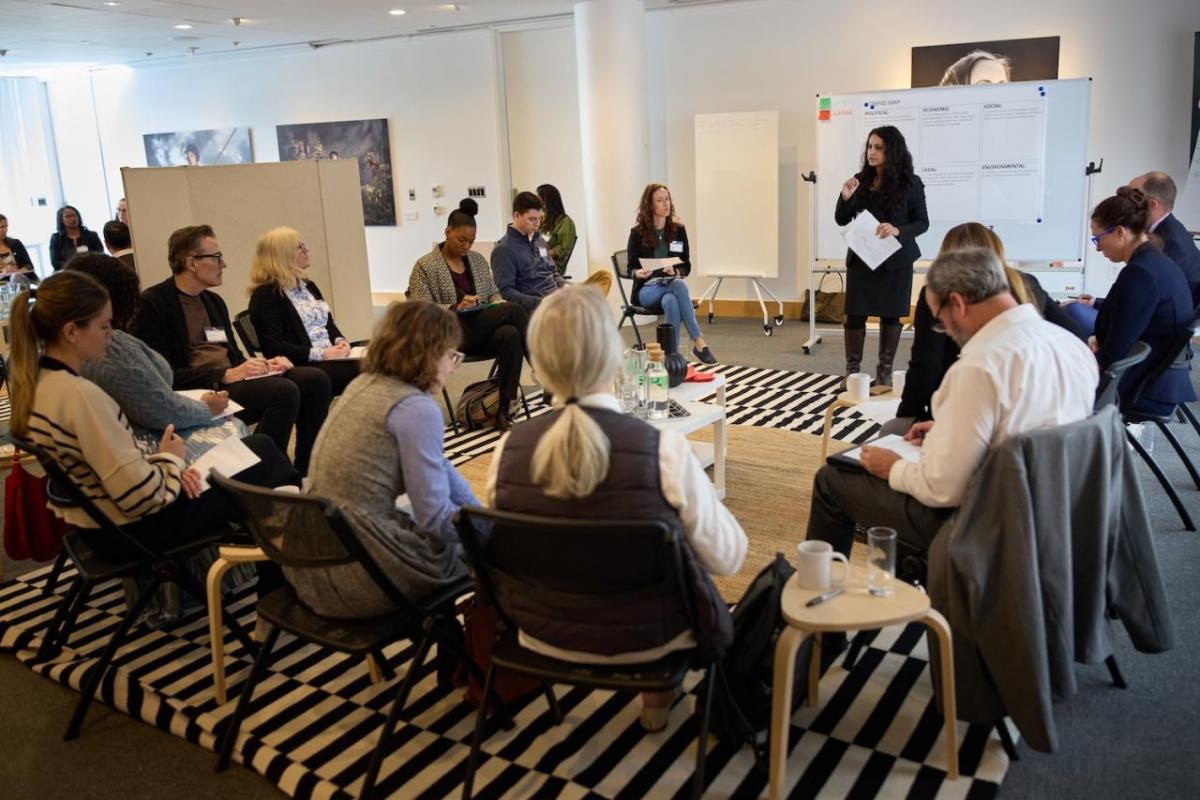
408;199;529;423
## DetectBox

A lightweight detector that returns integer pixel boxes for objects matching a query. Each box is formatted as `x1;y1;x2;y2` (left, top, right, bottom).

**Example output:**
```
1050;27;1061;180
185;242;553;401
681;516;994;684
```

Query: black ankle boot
844;327;866;376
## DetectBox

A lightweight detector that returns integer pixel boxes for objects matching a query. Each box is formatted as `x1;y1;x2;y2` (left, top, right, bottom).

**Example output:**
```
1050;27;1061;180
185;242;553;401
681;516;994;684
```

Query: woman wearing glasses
296;301;479;616
1087;187;1195;415
247;227;359;397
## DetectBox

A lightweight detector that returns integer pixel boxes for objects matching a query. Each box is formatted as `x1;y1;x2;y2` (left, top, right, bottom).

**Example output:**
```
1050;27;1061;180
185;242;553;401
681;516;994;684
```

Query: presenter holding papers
835;126;928;388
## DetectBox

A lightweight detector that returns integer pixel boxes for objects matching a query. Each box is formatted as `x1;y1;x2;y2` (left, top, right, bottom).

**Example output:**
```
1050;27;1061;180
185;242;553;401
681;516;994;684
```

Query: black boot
844;327;866;376
876;321;902;387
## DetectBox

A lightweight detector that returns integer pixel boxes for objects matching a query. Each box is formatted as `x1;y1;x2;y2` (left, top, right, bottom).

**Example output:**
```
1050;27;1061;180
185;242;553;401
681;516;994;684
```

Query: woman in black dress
49;205;104;271
835;126;928;386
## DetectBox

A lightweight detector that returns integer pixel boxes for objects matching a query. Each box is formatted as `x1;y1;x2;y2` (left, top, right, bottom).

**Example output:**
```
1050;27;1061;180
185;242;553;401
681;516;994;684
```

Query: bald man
1129;171;1200;307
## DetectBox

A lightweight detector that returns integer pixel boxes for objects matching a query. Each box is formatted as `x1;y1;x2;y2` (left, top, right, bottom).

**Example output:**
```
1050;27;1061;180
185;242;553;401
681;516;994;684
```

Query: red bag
461;598;541;707
4;454;70;562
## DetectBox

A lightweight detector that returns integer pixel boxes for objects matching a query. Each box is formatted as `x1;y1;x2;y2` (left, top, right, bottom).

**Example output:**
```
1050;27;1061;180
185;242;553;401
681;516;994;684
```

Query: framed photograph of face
143;128;254;167
275;118;396;226
911;37;1060;88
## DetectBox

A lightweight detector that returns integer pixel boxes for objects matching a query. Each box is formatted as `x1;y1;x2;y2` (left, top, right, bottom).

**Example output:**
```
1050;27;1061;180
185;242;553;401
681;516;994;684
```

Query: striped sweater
26;360;185;528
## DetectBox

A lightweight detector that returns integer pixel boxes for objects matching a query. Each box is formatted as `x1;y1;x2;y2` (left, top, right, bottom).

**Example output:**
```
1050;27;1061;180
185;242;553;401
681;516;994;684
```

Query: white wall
45;31;509;296
0;78;61;274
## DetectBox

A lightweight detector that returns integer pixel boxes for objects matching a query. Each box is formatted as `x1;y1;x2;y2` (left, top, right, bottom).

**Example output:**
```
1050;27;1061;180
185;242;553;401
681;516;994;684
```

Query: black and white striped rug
0;365;1011;799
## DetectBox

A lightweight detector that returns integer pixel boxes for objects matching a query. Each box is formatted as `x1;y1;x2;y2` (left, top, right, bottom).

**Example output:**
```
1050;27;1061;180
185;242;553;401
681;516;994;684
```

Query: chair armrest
216;545;268;562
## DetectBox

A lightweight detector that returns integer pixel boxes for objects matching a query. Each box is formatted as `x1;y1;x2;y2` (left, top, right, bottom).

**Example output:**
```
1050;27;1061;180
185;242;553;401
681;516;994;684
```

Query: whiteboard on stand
694;111;780;278
814;78;1091;262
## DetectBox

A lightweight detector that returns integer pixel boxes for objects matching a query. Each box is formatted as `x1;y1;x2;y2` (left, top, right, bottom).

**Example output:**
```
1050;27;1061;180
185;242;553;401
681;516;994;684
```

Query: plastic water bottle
620;348;642;413
646;351;669;420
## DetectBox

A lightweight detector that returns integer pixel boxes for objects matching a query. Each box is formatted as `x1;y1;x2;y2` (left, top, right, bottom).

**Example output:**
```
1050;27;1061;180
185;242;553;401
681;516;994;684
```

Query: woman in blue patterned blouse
247;227;360;396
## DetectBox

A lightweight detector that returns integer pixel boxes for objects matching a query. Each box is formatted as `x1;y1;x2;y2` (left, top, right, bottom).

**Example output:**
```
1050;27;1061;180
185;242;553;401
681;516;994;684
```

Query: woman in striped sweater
6;271;297;546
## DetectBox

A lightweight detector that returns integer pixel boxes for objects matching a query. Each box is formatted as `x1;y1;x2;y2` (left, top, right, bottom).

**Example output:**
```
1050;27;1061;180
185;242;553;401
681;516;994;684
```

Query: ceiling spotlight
232;17;242;26
174;24;193;30
81;40;93;45
104;1;121;6
438;3;458;10
389;8;406;15
145;51;153;57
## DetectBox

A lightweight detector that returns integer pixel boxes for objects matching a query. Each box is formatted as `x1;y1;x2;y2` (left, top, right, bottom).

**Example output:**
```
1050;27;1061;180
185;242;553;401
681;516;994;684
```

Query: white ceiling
0;0;719;74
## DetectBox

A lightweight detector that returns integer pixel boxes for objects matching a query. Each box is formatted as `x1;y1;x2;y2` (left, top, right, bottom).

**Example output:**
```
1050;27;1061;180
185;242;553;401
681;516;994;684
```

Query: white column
574;0;650;284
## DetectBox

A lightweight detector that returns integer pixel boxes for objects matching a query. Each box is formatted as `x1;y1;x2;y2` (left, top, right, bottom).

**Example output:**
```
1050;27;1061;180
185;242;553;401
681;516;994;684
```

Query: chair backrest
455;505;698;639
233;310;261;356
1094;341;1150;411
610;250;636;308
210;471;422;614
1126;313;1199;411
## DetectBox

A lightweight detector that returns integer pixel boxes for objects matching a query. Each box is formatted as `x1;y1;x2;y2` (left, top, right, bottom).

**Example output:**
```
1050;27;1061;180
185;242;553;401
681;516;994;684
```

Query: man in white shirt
806;247;1099;557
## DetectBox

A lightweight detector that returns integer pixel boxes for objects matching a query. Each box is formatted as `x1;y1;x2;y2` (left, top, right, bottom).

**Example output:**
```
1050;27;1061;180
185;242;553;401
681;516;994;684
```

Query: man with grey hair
1128;171;1200;305
805;246;1098;564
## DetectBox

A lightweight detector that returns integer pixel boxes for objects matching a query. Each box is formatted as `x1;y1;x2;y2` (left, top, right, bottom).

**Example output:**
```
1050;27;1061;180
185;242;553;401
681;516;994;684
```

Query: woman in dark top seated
48;205;104;271
247;226;360;397
889;222;1086;431
1;212;36;282
625;183;717;364
1090;188;1196;416
408;199;530;426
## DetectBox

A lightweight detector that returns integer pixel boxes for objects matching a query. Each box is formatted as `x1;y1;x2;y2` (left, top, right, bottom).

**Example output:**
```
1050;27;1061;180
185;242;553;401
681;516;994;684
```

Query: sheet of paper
640;257;682;271
176;389;245;420
190;436;261;493
349;346;368;359
239;369;285;382
837;433;922;464
842;210;901;270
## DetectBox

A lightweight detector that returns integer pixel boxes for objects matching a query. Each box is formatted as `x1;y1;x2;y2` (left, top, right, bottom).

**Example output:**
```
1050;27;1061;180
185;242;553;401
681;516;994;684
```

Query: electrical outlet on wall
408;189;416;201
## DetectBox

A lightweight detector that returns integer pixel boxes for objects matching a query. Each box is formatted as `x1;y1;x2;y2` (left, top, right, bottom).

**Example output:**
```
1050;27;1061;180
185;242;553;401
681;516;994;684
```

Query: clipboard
827;433;922;471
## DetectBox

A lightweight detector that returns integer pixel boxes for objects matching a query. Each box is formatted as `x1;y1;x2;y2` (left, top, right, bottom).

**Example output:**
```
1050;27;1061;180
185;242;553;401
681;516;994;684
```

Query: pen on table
806;588;844;608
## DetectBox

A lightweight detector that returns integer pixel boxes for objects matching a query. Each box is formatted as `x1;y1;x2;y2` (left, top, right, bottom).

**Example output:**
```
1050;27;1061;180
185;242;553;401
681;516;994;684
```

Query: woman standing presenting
835;126;928;386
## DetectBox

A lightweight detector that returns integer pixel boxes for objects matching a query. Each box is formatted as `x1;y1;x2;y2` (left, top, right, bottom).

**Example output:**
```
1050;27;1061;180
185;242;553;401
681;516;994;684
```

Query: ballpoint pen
806;587;844;608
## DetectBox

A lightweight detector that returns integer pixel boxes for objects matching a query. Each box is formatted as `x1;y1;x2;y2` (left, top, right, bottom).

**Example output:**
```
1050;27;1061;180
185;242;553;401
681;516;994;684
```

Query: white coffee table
668;371;726;406
647;375;727;499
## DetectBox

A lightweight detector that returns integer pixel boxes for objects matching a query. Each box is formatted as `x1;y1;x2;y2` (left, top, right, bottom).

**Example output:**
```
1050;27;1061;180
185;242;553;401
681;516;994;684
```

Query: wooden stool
767;568;958;798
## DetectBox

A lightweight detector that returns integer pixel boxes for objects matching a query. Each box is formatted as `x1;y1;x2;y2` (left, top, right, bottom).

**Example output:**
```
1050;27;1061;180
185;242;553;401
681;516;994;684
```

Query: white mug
891;369;907;397
847;372;871;402
796;540;849;591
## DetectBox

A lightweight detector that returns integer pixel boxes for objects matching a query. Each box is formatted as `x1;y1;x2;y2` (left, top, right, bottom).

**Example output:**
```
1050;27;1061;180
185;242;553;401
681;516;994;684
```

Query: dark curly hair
65;253;142;331
634;183;680;250
857;126;915;213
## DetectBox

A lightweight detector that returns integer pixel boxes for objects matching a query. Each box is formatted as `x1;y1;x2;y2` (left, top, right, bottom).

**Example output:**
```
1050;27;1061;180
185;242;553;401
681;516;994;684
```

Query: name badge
204;327;228;344
669;241;684;254
76;245;90;253
539;247;549;259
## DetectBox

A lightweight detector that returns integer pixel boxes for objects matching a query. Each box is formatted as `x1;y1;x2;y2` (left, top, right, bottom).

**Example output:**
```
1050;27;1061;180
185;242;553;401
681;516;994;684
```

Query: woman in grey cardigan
408;198;529;426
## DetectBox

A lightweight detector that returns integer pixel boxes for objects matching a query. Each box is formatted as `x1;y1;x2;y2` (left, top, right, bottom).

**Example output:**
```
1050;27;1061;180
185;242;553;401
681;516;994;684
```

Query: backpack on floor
455;378;503;432
708;552;806;765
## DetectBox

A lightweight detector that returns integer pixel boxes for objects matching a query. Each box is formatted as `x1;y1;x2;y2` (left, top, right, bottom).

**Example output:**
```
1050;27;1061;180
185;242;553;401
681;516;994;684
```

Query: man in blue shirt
490;191;611;312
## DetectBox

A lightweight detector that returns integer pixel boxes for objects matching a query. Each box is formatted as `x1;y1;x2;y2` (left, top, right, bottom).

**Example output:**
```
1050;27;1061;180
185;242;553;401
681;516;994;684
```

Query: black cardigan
134;276;246;390
49;229;104;271
624;224;691;306
248;281;345;364
2;237;34;270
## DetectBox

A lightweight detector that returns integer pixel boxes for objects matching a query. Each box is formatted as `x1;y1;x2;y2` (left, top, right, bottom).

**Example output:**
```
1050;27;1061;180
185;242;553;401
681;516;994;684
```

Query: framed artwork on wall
275;118;396;226
911;36;1060;88
143;128;254;167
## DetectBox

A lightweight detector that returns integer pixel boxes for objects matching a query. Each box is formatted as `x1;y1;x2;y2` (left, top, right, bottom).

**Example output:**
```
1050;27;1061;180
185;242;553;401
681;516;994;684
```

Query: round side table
767;568;958;798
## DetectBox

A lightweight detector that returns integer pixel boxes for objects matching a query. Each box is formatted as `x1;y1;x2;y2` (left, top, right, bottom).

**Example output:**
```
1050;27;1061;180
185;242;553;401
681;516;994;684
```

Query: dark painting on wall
911;36;1060;88
143;128;254;167
275;118;396;226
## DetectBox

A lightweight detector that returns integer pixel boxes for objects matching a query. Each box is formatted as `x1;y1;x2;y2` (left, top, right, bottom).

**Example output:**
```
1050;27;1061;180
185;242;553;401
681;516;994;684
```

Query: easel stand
1083;158;1103;293
801;170;822;354
697;275;785;337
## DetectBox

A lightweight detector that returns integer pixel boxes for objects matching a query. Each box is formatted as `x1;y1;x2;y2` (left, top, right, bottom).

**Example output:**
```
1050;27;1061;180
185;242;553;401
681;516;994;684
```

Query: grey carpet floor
2;316;1198;799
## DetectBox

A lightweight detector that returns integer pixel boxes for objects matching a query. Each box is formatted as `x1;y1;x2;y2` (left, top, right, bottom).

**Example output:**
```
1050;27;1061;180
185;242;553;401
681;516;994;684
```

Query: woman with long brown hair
624;183;717;364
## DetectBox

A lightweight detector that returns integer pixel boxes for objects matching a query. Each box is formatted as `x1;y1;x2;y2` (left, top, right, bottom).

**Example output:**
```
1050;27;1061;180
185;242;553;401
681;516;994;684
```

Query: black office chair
13;439;258;741
211;473;495;799
1094;341;1151;413
232;310;261;356
1116;322;1200;531
455;506;720;800
611;250;657;348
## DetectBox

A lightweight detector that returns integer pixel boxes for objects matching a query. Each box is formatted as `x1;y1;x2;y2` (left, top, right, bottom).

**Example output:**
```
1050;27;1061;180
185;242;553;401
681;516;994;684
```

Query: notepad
176;389;244;421
190;436;261;493
349;346;368;359
828;433;922;470
842;210;901;270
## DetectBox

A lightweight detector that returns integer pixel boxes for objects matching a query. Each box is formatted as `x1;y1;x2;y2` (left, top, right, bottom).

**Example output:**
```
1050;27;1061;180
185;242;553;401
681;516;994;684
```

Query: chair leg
65;573;162;740
1105;655;1128;689
542;683;563;724
843;631;868;671
35;578;88;661
207;557;236;705
1128;430;1196;530
1179;403;1200;438
436;630;515;731
176;567;258;660
462;665;497;800
216;624;281;772
443;388;460;437
42;549;70;597
995;719;1019;760
692;664;717;800
1156;421;1200;490
361;635;434;799
518;386;532;420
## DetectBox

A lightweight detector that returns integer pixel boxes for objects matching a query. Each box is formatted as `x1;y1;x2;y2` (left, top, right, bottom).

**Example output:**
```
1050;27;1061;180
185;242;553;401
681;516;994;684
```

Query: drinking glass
867;527;897;597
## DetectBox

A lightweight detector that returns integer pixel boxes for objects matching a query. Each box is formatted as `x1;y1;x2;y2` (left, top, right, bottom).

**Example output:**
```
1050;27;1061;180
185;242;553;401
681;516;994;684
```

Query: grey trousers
805;463;953;556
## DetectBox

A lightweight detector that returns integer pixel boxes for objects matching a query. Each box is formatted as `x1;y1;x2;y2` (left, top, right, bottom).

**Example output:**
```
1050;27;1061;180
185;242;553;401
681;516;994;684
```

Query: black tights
844;315;900;331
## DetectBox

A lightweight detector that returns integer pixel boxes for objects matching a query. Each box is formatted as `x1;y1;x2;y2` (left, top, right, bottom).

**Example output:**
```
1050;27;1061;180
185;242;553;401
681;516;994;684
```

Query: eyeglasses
449;350;464;367
1090;226;1116;247
192;252;225;264
297;242;309;253
929;296;954;334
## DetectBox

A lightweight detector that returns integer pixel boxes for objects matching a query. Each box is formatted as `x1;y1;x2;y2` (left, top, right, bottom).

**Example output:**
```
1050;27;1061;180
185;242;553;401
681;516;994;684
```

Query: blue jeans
637;280;702;345
1063;302;1098;338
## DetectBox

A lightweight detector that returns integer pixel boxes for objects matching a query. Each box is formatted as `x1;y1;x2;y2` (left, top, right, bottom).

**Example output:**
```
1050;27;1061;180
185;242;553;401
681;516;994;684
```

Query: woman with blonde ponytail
485;286;746;733
8;271;298;548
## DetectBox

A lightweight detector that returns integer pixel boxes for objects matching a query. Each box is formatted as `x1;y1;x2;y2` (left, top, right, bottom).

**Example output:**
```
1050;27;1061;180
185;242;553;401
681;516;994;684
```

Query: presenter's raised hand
841;177;860;201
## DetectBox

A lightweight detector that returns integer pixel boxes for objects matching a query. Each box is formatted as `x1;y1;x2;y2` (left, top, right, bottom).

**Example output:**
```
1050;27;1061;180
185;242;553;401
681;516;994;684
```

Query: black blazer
835;176;928;275
135;276;246;390
624;224;691;306
1155;213;1200;306
248;280;345;364
49;229;103;270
